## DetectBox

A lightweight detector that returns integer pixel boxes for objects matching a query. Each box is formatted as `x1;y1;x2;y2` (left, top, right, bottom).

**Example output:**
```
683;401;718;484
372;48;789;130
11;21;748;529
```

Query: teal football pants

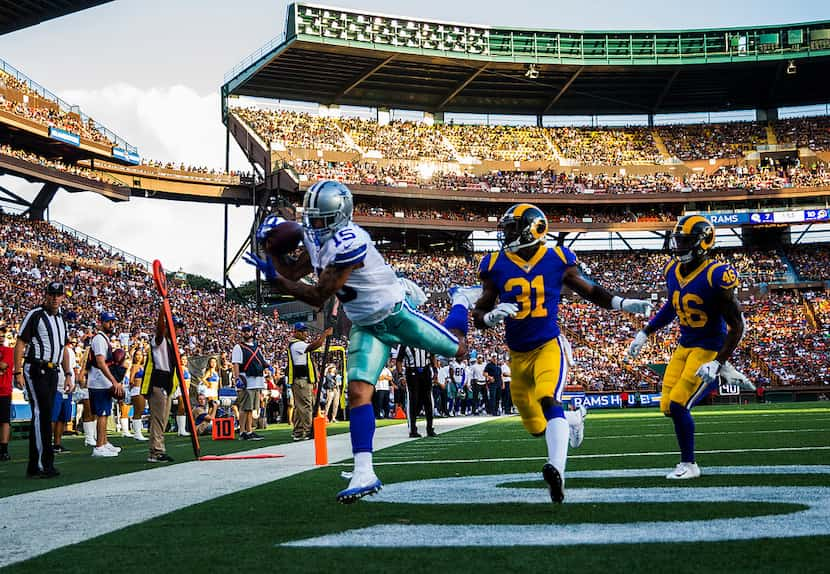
347;302;459;386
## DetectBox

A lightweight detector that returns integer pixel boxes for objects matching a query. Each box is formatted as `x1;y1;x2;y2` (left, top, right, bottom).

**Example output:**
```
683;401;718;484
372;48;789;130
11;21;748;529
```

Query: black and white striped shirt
397;346;431;370
18;306;68;364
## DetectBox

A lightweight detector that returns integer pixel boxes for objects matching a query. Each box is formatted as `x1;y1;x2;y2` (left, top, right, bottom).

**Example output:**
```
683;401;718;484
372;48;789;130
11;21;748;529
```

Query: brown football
263;220;304;257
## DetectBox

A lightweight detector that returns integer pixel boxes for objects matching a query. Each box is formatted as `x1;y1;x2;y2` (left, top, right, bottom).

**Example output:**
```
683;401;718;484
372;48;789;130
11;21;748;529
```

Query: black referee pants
23;364;58;474
406;368;434;435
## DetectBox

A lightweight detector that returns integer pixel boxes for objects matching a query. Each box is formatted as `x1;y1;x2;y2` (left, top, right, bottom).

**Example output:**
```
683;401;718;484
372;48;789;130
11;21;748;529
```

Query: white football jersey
304;223;403;326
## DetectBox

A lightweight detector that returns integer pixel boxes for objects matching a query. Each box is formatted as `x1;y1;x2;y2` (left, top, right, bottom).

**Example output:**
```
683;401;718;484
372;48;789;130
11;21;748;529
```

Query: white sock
545;417;569;481
354;451;373;475
83;421;96;442
120;418;131;434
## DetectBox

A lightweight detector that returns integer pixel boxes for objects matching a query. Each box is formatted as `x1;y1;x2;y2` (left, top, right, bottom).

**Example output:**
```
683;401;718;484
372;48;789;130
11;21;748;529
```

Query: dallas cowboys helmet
498;203;548;253
670;214;715;264
302;180;354;244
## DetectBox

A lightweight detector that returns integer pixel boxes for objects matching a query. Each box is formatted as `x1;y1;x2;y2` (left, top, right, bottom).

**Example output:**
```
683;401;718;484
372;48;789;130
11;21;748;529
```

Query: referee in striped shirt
13;281;72;479
395;345;438;438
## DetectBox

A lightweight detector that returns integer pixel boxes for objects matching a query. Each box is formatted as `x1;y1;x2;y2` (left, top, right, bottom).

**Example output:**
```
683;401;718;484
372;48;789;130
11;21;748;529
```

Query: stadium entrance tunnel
281;465;830;547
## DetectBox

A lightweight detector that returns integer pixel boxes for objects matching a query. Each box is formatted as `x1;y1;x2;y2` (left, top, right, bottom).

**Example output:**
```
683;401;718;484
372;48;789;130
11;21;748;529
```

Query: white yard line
0;416;489;568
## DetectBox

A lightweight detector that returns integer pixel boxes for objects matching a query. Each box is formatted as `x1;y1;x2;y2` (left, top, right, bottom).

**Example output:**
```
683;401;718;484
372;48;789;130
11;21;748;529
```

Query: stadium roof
0;0;113;35
222;3;830;117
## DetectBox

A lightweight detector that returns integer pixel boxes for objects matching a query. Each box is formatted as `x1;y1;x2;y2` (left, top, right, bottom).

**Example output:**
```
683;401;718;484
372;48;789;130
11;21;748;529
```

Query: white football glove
483;303;519;327
695;360;722;385
612;296;654;317
720;361;756;391
626;330;648;359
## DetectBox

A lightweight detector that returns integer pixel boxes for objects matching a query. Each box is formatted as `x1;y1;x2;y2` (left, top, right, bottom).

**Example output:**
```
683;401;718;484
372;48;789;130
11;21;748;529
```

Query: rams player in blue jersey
472;203;653;503
627;214;744;480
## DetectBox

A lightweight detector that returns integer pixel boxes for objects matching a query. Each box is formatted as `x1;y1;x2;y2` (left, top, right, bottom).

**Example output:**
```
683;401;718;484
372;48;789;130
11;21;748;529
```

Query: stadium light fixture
525;64;540;79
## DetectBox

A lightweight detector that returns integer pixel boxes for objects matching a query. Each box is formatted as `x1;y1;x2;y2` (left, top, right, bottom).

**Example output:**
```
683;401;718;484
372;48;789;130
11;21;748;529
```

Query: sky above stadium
0;0;828;282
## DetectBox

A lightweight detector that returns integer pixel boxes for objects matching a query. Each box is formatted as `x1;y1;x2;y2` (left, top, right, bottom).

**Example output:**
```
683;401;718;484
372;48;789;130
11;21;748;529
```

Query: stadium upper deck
222;3;830;117
0;0;113;35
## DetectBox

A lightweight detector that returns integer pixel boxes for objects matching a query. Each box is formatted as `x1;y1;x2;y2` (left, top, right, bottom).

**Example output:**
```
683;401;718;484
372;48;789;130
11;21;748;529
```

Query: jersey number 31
504;276;548;319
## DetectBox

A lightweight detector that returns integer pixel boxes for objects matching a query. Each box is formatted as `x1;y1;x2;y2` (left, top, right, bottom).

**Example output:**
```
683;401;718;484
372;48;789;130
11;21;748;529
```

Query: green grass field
3;403;830;573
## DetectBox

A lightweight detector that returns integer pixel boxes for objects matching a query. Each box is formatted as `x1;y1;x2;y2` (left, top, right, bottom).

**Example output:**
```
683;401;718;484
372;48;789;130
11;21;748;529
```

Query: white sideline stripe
0;416;490;568
355;445;830;467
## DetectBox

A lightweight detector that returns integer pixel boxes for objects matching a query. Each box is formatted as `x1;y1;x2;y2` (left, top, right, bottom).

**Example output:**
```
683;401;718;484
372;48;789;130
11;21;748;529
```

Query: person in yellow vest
287;323;330;441
140;309;183;463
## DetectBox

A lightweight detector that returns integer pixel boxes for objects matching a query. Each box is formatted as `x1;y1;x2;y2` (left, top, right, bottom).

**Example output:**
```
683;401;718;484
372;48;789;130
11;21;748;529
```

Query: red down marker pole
153;260;201;459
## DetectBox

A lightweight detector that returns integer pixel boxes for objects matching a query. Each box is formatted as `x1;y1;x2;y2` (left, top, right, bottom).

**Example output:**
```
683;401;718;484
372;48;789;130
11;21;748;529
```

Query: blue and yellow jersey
665;257;740;351
479;244;577;352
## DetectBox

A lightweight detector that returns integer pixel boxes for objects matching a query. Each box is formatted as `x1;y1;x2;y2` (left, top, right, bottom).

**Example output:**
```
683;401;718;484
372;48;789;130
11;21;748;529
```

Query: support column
756;108;779;122
424;111;444;126
377;107;391;126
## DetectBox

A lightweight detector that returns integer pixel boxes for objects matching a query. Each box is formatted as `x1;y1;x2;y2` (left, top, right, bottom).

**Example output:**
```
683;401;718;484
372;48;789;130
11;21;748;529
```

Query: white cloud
2;83;259;284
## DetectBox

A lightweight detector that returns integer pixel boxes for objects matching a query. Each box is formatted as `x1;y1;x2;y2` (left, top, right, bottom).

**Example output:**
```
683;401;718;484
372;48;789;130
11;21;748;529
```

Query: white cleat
336;469;383;504
449;286;483;309
567;405;588;448
666;462;701;480
104;442;122;454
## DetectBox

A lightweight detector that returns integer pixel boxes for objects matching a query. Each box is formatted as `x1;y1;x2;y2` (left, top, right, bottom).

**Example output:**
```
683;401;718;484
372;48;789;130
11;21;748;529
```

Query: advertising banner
49;127;80;146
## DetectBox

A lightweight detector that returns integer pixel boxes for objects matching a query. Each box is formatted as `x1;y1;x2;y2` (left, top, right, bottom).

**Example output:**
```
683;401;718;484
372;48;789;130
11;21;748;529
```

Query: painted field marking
283;465;830;548
343;445;830;467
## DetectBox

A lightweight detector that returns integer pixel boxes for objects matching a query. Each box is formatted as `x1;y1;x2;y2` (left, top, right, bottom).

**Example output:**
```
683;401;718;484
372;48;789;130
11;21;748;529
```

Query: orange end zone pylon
314;414;328;465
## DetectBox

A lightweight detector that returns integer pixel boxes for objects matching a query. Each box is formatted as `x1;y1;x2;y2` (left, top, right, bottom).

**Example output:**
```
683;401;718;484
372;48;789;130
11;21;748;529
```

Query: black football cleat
542;463;564;504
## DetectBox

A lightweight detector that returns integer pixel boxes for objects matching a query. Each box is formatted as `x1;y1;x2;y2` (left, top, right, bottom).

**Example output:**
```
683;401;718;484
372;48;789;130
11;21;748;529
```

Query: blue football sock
443;304;469;335
350;404;375;454
543;403;565;421
669;401;695;463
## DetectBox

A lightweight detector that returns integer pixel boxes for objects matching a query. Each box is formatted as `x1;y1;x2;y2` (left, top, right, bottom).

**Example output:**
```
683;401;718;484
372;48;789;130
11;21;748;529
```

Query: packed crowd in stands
353;203;678;226
340;117;454;160
551;126;661;164
785;244;830;281
233;108;352;151
1;211;828;409
0;71;112;146
658;121;768;161
234;107;830;165
776;116;830;151
441;123;552;161
293;159;830;195
0;144;121;187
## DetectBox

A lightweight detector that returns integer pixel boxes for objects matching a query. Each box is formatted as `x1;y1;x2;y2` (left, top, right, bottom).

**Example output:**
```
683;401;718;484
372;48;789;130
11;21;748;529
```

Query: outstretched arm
268;263;358;309
563;266;652;315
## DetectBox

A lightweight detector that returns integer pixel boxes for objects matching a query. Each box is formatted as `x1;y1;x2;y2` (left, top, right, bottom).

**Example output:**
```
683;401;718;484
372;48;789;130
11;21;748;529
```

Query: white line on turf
340;445;830;466
282;466;830;547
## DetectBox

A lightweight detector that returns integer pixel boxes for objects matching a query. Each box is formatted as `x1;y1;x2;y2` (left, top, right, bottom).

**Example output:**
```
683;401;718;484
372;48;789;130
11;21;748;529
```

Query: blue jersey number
332;229;357;248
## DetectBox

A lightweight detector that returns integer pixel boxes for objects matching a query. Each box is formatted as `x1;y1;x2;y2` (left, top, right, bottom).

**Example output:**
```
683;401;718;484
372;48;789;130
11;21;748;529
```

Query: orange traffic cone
313;414;328;466
394;405;407;420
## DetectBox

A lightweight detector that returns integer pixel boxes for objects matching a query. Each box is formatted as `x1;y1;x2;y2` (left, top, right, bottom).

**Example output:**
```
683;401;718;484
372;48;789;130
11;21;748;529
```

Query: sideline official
13;281;72;478
396;345;437;438
287;323;330;441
